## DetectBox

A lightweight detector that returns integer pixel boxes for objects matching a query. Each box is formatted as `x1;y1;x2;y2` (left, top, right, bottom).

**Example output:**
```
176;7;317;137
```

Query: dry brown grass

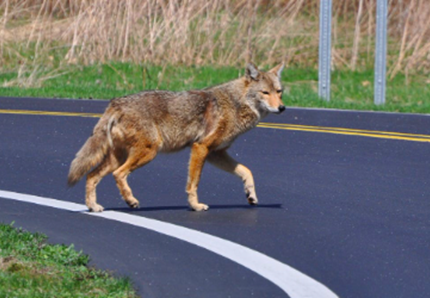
1;0;430;75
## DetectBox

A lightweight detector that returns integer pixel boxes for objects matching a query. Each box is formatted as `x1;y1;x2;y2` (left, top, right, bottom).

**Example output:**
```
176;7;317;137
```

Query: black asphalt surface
1;97;430;298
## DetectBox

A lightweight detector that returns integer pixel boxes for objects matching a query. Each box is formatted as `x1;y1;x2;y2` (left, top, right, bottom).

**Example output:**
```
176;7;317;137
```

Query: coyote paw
89;203;104;212
127;199;140;209
191;203;209;211
246;193;258;205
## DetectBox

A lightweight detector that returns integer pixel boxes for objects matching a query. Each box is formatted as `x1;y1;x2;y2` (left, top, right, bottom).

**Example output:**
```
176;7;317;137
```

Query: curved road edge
0;189;339;298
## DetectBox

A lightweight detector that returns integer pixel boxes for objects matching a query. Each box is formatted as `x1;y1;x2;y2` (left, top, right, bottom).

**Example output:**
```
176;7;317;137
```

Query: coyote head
245;63;285;115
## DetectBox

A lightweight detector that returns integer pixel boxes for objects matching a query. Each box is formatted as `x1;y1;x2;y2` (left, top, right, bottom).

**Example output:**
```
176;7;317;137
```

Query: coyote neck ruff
68;63;285;212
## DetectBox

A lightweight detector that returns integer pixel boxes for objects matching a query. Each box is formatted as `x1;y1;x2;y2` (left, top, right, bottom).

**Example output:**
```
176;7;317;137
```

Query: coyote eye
277;89;283;94
261;91;269;95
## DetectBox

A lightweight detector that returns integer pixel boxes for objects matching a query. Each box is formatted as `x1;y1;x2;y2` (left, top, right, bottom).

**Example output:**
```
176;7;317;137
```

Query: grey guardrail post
318;0;332;102
374;0;388;105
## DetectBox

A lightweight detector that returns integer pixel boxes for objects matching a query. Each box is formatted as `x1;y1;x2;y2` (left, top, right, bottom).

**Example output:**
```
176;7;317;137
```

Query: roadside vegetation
1;1;429;113
0;223;138;298
1;62;429;113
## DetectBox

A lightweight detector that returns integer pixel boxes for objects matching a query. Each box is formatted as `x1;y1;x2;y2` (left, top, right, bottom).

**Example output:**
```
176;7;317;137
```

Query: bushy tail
67;116;114;186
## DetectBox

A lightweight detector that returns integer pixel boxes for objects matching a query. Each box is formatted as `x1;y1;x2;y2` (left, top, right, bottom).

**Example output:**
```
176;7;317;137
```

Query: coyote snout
68;62;285;212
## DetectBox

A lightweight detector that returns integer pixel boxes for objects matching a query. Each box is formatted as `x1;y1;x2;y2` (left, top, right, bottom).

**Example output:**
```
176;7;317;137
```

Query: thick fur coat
68;63;285;212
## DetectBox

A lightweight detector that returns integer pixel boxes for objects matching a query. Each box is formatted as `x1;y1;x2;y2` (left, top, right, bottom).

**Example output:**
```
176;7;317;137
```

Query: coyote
68;63;285;212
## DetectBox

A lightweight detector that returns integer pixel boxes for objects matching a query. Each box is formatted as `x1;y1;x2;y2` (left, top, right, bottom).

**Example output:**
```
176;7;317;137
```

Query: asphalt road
1;97;429;298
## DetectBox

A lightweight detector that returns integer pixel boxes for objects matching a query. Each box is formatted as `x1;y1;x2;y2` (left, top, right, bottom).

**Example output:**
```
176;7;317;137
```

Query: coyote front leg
187;143;210;211
207;150;258;205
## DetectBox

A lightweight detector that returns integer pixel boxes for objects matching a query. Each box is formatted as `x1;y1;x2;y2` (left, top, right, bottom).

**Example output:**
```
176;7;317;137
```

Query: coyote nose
278;105;286;113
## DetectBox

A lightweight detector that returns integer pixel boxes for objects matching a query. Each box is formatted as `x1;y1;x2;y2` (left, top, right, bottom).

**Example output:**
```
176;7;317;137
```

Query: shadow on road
105;203;283;212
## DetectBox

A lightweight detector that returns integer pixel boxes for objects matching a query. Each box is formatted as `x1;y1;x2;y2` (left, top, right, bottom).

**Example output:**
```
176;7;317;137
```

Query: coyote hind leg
86;153;120;212
113;146;158;209
207;150;258;205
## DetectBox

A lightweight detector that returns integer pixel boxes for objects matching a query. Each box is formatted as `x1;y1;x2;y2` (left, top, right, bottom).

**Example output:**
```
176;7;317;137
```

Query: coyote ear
246;63;260;81
269;63;284;78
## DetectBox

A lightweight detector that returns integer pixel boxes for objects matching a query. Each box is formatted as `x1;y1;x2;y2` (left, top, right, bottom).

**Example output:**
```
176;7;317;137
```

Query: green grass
1;62;429;114
0;223;138;298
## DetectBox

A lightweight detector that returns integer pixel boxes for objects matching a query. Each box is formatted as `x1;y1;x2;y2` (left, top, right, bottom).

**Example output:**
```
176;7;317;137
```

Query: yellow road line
257;124;430;143
2;108;430;143
0;109;102;118
260;122;430;139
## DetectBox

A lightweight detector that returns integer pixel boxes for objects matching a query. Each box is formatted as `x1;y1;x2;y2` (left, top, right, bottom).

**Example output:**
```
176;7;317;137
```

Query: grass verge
0;223;138;298
0;63;429;114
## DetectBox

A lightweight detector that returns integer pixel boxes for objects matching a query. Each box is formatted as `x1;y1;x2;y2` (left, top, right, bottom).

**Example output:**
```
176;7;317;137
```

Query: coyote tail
67;115;115;186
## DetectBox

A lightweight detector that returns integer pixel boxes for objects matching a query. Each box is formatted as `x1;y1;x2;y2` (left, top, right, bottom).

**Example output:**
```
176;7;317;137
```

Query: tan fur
68;63;285;212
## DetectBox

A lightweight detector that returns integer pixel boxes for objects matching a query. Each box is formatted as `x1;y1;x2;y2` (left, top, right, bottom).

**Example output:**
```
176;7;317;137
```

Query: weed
0;223;138;298
1;1;430;73
2;62;429;114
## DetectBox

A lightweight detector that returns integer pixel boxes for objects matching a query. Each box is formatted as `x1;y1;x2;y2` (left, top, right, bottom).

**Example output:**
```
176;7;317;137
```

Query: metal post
374;0;388;105
318;0;332;101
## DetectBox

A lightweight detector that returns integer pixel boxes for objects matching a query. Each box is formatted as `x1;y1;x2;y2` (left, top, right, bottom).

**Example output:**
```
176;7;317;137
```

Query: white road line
0;190;338;298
